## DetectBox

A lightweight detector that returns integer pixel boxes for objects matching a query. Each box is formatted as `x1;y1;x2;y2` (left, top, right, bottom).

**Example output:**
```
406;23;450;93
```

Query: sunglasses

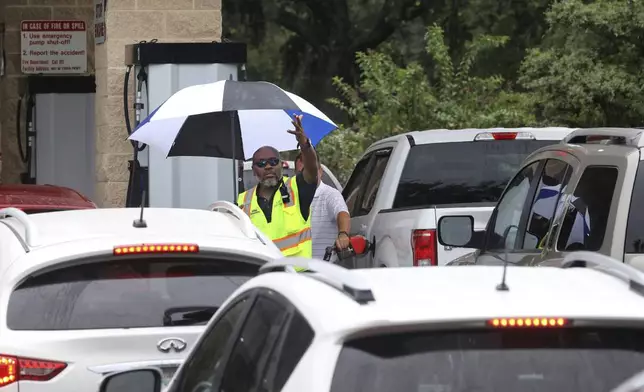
254;157;280;168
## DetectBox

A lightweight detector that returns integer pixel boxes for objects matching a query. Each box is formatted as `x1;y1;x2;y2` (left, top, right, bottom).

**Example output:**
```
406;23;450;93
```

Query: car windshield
7;256;258;330
393;140;555;208
330;328;644;392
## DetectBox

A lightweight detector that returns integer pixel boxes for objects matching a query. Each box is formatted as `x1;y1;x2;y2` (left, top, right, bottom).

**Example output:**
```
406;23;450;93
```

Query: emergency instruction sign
20;20;87;74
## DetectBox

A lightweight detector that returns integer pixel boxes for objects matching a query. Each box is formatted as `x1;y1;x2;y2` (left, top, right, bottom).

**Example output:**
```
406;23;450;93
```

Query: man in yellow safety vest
237;114;318;258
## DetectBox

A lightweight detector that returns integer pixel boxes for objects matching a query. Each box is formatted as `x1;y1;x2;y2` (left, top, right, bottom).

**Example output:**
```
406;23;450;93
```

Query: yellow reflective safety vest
238;176;312;259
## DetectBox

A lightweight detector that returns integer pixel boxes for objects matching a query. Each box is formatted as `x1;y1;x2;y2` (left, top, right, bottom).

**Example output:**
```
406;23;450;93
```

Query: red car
0;184;97;213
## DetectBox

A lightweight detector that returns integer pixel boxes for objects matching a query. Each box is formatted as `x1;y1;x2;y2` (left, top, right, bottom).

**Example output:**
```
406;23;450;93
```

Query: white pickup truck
342;127;576;268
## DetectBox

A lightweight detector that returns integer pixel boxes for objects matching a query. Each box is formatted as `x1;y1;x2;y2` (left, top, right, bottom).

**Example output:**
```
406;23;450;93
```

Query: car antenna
132;190;147;228
496;225;518;292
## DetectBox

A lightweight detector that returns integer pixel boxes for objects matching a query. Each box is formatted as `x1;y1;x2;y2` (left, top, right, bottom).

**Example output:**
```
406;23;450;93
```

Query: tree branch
275;8;321;46
351;0;430;53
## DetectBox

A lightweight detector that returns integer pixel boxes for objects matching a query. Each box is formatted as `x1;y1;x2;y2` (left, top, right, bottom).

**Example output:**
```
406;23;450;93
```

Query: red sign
21;20;86;32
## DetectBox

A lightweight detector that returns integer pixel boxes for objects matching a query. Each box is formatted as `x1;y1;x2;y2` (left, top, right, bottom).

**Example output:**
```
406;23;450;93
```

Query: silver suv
438;128;644;270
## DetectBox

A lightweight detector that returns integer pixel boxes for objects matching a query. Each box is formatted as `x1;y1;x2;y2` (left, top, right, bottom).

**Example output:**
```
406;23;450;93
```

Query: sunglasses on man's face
254;157;280;168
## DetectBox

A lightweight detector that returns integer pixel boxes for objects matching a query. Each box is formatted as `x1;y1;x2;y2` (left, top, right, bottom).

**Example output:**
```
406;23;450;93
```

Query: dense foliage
318;25;537;181
224;0;644;181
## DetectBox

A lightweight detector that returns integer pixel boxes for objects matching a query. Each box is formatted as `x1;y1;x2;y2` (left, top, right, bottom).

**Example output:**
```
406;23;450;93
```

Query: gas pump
15;76;96;198
16;92;36;184
123;41;247;209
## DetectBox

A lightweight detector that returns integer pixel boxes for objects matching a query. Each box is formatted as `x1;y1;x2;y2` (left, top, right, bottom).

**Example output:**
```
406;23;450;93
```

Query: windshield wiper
163;306;219;326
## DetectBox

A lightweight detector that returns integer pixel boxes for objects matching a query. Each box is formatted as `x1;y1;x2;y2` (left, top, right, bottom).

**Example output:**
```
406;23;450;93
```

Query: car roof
0;207;281;279
0;184;96;210
240;265;644;335
2;207;262;248
371;127;577;147
521;127;644;164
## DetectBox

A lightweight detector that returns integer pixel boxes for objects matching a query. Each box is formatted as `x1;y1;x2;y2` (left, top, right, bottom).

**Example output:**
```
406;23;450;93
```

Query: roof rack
561;251;644;296
562;128;644;147
208;200;265;243
259;258;376;304
0;207;40;247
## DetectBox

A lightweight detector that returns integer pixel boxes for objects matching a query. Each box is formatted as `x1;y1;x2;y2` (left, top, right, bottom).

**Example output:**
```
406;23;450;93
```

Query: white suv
0;202;281;392
101;252;644;392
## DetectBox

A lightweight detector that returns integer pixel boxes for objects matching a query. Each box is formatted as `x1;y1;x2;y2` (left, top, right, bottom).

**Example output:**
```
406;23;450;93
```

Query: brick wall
1;0;222;206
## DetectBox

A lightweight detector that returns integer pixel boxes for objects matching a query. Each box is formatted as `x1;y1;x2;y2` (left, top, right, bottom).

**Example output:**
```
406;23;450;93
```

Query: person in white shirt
295;153;351;260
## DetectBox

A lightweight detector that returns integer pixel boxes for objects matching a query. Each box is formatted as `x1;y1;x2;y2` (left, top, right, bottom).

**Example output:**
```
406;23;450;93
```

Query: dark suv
438;128;644;271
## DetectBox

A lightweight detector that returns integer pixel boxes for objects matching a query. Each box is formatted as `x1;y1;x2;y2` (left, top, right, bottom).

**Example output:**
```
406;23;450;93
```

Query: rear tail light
113;243;199;255
474;131;535;141
0;354;67;386
412;229;437;266
488;317;569;328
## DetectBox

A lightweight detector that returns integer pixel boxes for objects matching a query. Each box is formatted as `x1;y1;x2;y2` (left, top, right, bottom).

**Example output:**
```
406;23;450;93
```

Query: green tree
318;25;536;182
519;0;644;127
223;0;436;113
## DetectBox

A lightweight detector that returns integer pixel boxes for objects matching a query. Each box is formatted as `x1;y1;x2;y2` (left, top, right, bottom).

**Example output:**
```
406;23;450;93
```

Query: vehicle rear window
7;256;258;330
330;328;644;392
393;140;555;208
625;160;644;253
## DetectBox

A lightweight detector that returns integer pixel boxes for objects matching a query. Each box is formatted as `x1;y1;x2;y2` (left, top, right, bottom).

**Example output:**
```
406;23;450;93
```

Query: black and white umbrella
129;80;337;160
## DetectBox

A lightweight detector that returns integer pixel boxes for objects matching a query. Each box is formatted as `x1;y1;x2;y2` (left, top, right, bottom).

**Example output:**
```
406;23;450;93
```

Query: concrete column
94;0;222;207
1;0;95;185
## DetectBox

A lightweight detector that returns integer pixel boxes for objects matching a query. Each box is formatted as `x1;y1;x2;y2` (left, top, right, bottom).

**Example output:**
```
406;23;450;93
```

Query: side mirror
437;215;475;247
99;368;163;392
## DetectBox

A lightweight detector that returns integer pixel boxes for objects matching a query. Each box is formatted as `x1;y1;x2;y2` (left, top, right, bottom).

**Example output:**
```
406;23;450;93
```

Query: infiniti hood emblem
157;337;188;353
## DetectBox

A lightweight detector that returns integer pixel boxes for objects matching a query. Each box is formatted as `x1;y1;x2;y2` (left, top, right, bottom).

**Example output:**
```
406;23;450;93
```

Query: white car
100;251;644;392
242;160;343;192
0;202;281;392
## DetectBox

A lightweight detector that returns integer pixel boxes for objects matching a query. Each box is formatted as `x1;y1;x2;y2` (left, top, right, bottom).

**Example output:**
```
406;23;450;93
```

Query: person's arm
328;189;351;249
287;115;318;184
296;172;317;221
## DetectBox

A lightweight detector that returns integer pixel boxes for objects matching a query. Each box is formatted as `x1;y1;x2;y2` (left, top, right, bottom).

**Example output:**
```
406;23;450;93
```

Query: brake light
115;271;195;279
412;229;437;266
0;354;67;386
113;243;199;255
488;317;569;328
474;131;536;141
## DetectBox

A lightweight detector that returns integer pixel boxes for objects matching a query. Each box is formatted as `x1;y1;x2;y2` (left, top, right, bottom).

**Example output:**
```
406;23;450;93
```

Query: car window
393;140;555;209
521;159;573;250
486;161;542;250
342;155;372;215
625;161;644;253
6;256;257;330
356;150;391;216
329;327;644;392
172;297;250;392
557;166;618;252
262;309;315;391
219;291;290;392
